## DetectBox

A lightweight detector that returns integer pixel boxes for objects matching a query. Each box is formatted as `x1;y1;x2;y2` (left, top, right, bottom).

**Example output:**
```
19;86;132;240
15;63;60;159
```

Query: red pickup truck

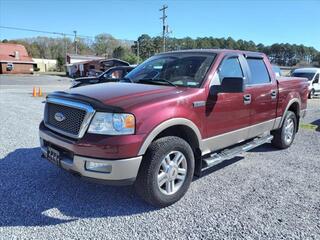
39;50;308;207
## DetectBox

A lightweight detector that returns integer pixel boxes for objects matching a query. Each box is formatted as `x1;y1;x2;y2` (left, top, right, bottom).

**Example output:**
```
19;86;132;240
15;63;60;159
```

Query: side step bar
201;134;273;171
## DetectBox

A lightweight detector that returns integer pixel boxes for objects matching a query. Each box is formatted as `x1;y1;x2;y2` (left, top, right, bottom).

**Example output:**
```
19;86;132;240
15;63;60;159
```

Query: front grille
44;98;95;138
45;102;86;135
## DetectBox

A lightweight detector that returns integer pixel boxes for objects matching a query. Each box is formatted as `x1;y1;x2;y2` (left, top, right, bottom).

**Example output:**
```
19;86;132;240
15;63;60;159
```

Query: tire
271;110;297;149
134;136;195;207
308;89;315;99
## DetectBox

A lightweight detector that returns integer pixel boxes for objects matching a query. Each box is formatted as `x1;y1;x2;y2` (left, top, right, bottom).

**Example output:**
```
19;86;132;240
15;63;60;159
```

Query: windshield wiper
137;78;177;87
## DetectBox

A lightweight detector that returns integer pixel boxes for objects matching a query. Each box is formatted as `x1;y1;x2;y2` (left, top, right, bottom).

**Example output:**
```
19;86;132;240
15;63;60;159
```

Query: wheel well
154;125;202;174
288;102;300;132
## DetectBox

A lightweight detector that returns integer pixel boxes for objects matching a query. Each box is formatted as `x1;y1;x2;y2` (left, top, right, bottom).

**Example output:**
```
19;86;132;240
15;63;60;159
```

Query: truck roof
158;49;265;57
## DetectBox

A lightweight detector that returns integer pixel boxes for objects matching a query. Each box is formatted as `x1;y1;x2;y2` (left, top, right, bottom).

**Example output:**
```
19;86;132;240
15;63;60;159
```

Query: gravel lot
0;75;319;240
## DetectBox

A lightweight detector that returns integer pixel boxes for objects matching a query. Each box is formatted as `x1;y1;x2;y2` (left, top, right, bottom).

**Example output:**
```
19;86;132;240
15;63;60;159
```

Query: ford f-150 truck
39;49;308;207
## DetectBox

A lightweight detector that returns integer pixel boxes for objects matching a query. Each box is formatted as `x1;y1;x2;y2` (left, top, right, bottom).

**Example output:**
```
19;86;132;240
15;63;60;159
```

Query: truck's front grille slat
44;98;95;139
46;103;86;135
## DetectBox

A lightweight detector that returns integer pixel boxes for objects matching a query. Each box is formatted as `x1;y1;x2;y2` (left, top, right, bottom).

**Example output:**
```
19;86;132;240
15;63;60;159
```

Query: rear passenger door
244;56;278;137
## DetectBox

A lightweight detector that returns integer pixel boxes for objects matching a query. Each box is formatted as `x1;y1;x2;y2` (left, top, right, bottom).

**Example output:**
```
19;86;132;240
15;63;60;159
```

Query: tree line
2;33;320;70
132;34;320;67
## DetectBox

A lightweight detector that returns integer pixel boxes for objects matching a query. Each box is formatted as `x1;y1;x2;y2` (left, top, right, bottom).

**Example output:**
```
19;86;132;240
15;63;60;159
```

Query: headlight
88;112;135;135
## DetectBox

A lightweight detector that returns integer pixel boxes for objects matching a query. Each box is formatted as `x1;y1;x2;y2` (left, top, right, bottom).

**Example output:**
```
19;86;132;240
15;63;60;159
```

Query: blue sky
0;0;319;50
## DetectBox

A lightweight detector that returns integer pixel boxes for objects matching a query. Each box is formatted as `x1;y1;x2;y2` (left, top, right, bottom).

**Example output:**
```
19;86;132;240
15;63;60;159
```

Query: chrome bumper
40;138;142;185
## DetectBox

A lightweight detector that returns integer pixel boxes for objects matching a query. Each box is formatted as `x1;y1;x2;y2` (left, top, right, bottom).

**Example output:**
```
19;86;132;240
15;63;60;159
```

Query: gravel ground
0;75;319;240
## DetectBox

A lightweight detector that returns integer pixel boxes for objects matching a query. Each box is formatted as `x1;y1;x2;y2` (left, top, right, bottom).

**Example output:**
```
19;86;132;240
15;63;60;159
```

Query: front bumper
40;134;143;185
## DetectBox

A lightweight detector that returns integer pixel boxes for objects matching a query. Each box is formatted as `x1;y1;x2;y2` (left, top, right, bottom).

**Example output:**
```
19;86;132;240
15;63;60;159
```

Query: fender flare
138;118;202;155
279;98;301;127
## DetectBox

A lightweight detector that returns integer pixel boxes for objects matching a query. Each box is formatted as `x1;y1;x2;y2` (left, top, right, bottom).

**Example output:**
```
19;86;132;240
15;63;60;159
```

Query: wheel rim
284;118;294;144
157;151;188;195
311;90;315;97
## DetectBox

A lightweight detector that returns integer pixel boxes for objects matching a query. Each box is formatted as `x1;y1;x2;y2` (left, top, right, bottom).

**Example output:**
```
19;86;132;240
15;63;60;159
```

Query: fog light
85;161;112;173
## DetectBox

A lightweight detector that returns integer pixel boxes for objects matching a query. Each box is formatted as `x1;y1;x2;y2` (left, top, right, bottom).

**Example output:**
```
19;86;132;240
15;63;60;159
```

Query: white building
32;58;57;72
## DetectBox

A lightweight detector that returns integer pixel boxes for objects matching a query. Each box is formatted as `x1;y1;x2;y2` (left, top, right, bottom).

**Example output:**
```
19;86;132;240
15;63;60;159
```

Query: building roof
0;43;34;63
67;54;104;60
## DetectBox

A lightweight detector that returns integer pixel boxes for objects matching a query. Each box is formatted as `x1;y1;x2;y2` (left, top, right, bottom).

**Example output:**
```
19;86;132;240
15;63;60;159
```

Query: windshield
292;72;315;80
125;53;216;88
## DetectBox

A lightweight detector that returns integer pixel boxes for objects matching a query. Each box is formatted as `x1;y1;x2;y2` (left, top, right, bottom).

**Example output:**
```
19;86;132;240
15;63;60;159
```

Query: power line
0;26;93;39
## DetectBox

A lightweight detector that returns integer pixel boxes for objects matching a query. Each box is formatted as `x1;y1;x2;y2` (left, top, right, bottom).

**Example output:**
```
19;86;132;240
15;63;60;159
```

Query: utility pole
159;4;168;52
136;40;140;64
73;30;77;54
63;34;68;71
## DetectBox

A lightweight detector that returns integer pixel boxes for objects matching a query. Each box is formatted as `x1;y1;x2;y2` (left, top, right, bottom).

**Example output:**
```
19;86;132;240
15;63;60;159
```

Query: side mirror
210;77;244;95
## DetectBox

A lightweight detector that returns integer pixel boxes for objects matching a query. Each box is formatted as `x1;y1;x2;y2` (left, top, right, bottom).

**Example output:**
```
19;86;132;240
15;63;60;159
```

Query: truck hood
62;82;187;110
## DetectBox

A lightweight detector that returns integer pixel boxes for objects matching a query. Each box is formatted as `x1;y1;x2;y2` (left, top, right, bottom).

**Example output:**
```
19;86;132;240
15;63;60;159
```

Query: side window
219;57;243;79
247;58;270;84
110;69;124;79
211;57;243;85
314;74;319;84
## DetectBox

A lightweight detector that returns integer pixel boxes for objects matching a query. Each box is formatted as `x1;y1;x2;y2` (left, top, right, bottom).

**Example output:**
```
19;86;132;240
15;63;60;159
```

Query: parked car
291;68;320;98
39;49;308;207
71;66;135;88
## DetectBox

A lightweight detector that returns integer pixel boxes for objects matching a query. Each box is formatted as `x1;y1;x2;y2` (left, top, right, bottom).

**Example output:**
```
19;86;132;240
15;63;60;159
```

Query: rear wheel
134;136;194;207
271;111;297;149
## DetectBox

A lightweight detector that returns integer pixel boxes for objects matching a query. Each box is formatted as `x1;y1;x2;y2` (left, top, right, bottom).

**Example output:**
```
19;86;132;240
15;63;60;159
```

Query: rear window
247;58;270;84
292;72;315;81
272;66;282;77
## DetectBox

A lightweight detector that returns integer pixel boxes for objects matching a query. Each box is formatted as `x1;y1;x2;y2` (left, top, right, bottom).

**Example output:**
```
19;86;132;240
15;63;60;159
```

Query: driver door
204;54;251;152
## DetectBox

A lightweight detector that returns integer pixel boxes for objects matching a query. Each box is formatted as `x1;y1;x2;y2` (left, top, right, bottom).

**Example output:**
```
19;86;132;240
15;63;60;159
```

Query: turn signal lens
124;115;135;128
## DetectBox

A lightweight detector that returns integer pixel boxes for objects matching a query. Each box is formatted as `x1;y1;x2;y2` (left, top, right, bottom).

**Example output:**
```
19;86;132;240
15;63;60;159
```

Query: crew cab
71;66;135;88
39;50;308;207
292;68;320;98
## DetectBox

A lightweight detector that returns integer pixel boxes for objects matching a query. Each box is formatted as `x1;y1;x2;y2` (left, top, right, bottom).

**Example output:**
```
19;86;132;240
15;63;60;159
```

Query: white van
292;68;320;98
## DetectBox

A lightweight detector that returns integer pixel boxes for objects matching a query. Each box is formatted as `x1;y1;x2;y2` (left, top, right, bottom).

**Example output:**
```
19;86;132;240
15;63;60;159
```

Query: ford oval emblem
54;112;66;122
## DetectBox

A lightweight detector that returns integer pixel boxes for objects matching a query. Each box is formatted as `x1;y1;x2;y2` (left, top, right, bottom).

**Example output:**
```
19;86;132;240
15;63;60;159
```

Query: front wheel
134;136;195;207
271;111;297;149
308;89;315;99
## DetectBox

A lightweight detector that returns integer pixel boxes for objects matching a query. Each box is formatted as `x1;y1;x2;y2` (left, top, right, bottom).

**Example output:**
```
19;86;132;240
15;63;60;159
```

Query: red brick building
0;43;35;74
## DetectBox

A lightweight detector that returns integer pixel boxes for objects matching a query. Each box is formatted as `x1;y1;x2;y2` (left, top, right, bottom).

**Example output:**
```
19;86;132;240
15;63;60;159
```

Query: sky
0;0;319;50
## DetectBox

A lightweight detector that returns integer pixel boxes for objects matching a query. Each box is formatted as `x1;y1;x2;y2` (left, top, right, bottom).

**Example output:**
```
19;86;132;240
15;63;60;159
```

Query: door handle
271;90;277;99
243;94;251;104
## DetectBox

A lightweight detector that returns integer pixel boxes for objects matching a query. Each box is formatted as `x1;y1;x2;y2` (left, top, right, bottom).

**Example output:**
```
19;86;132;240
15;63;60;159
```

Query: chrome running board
202;134;273;171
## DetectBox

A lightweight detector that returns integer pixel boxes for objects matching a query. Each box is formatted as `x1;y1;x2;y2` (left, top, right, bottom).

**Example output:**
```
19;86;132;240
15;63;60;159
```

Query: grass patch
299;123;318;130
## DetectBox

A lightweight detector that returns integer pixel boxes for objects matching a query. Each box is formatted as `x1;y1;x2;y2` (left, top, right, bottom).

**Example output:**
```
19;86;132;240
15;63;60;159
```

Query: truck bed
276;77;309;118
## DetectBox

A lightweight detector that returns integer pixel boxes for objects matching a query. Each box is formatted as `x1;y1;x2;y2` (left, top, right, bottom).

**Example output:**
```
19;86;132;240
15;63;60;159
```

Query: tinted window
109;69;124;79
219;57;243;79
247;58;270;84
314;74;319;83
292;72;315;81
210;57;243;86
